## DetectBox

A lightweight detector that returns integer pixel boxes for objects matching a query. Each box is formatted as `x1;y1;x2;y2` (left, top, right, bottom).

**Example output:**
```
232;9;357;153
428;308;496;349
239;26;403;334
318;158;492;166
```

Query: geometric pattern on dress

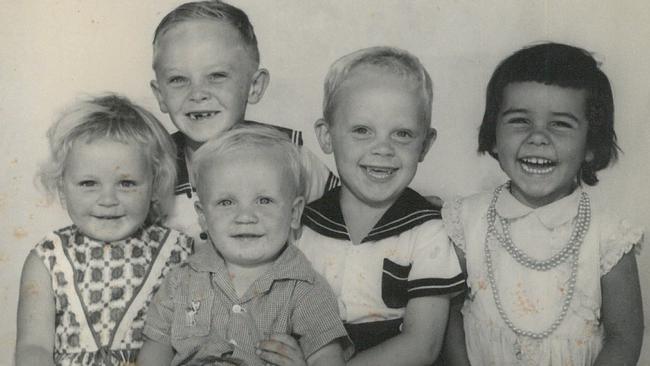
34;224;193;365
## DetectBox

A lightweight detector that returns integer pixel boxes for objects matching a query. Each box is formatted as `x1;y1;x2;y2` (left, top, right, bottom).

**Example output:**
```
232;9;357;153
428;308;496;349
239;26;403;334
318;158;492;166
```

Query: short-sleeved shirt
143;243;351;366
33;224;193;365
296;187;466;350
442;186;644;366
165;122;339;247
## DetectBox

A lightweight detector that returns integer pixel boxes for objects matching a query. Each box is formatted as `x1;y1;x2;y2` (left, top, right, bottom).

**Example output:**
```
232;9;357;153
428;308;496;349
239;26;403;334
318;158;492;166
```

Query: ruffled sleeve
442;196;467;253
600;218;644;276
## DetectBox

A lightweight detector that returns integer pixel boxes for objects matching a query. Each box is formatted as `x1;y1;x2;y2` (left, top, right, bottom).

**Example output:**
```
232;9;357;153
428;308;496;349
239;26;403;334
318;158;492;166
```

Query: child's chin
360;190;403;207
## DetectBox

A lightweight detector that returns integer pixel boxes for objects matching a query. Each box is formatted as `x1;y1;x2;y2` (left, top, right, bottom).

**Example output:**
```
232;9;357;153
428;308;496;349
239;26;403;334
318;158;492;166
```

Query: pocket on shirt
171;292;214;339
381;258;412;309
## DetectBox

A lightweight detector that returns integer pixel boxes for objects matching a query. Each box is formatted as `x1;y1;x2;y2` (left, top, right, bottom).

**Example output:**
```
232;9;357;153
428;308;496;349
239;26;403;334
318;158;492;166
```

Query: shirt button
232;304;244;313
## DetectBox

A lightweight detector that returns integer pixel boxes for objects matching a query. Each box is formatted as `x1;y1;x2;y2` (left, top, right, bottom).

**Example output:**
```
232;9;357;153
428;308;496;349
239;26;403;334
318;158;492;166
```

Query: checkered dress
33;224;193;365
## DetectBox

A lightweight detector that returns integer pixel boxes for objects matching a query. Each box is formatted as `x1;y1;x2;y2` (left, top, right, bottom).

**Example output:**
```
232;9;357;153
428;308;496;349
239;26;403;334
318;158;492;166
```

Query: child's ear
418;127;437;162
57;190;67;209
314;119;333;154
289;196;306;230
585;149;595;163
247;68;270;105
150;80;169;114
194;201;208;232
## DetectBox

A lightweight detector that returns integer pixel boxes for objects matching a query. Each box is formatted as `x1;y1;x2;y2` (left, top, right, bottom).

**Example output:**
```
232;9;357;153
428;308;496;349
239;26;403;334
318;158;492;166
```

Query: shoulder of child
165;226;195;252
588;199;644;276
30;227;77;264
441;190;493;252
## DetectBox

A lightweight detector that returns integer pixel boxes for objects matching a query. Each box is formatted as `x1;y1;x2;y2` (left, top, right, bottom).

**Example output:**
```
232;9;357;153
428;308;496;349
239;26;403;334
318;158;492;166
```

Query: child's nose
189;83;210;102
526;125;551;146
371;138;396;156
97;187;119;206
234;206;259;224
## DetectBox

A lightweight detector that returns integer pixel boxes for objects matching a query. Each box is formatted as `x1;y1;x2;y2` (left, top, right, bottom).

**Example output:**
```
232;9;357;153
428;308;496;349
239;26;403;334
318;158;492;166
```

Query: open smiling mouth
186;111;219;121
519;157;556;174
363;166;397;179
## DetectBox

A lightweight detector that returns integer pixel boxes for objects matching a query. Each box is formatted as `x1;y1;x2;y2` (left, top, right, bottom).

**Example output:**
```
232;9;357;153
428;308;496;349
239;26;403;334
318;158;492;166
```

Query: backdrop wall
1;1;648;364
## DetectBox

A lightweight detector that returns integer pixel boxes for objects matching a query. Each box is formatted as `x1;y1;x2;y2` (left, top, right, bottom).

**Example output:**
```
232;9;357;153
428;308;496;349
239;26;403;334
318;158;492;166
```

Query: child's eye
258;197;273;205
550;120;575;129
78;180;97;188
119;180;137;188
394;130;414;139
208;72;227;82
507;117;528;125
217;199;233;207
351;126;370;135
168;76;188;86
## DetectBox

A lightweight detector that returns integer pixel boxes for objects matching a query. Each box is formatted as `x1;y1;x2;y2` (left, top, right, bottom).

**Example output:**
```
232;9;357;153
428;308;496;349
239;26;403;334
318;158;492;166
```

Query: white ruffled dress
442;187;643;366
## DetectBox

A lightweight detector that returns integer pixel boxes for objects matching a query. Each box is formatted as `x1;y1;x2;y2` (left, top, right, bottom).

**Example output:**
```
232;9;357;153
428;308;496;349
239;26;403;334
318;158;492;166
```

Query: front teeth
365;167;396;179
188;112;216;121
521;157;553;165
520;157;555;174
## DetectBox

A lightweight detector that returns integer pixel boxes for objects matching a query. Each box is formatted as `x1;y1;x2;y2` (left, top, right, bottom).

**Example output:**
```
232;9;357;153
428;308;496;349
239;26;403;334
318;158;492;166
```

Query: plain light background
1;1;648;364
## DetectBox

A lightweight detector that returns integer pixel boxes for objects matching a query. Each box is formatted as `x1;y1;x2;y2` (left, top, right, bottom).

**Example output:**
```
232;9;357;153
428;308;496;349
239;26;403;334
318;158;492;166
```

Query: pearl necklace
487;183;591;271
484;183;591;357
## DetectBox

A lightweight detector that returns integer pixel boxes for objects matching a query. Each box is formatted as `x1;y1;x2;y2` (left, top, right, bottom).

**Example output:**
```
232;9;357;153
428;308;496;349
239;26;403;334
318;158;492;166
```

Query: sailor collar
302;186;441;243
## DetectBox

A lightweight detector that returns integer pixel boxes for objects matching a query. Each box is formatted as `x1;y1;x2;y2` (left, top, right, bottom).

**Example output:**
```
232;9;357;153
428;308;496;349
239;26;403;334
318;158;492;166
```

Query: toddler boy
138;125;350;366
150;0;338;245
295;47;466;365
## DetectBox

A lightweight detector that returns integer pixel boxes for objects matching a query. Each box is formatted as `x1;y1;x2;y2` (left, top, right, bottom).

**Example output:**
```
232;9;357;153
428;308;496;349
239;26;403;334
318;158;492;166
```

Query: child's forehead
204;145;289;173
154;19;257;67
66;137;150;168
333;67;426;118
156;19;247;53
339;65;422;99
502;81;588;106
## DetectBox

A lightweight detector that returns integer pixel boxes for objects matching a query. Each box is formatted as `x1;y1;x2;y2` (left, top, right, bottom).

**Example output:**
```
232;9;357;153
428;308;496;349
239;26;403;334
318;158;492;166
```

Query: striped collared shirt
143;244;350;366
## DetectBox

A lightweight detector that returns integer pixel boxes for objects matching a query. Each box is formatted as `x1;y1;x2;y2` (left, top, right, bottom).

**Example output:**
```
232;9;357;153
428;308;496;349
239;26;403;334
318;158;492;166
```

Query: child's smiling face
61;138;154;242
317;66;435;209
194;146;303;268
151;19;260;148
494;81;594;208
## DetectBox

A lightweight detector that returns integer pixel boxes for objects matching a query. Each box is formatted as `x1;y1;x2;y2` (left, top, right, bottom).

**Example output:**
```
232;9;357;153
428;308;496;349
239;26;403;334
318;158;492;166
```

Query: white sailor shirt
296;187;466;349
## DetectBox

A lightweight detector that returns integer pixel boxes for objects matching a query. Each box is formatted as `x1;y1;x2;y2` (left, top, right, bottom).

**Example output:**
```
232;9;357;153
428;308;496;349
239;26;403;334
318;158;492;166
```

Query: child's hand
256;334;306;366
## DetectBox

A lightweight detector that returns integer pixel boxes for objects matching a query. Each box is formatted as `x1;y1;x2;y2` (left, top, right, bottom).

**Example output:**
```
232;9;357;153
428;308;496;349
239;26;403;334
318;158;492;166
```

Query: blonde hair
191;122;305;199
323;46;433;127
152;0;259;70
39;93;177;224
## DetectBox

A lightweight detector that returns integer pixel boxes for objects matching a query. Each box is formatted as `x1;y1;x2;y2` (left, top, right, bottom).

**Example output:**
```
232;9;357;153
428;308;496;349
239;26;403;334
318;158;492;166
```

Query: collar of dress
57;224;164;248
495;186;584;229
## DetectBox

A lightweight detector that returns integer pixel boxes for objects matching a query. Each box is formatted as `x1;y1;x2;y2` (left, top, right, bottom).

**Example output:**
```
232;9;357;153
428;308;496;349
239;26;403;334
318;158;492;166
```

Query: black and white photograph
2;1;649;365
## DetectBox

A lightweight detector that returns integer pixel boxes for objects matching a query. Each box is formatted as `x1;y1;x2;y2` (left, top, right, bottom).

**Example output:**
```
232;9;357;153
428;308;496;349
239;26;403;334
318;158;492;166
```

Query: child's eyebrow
158;67;183;75
500;108;528;116
551;112;579;122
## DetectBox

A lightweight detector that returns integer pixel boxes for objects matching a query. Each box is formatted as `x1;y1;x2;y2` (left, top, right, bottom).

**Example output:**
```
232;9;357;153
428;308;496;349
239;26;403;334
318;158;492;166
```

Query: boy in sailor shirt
291;47;467;365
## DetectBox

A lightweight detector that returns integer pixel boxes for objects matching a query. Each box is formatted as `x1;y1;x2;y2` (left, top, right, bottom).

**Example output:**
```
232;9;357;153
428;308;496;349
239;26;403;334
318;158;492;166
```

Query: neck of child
510;181;579;209
184;137;204;158
339;186;395;245
226;261;273;298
